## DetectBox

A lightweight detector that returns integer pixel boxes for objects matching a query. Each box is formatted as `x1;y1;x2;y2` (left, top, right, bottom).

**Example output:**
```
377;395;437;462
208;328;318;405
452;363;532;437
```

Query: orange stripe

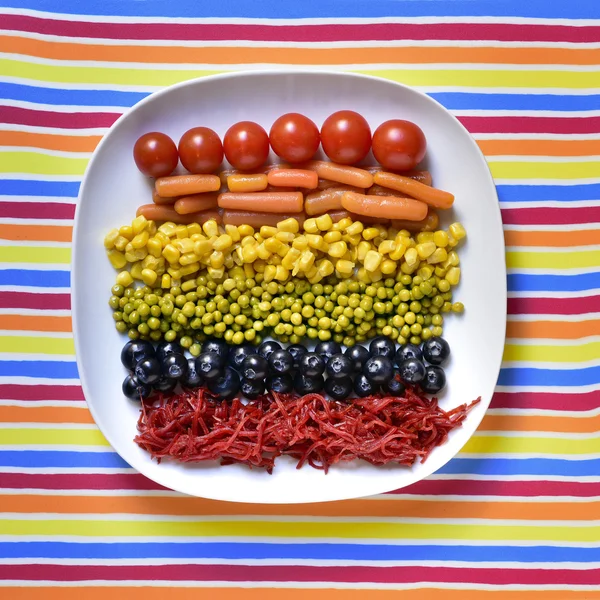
4;35;600;65
0;315;72;333
0;406;92;424
480;413;600;434
506;320;600;340
0;224;72;243
1;494;598;521
0;130;101;153
505;229;600;247
478;138;600;157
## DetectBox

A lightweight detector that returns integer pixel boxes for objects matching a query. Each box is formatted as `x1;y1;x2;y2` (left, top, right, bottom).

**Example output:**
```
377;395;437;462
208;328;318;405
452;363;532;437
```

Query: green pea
432;314;443;326
214;322;226;334
452;301;465;313
266;314;279;327
232;331;245;345
254;320;264;332
108;295;120;309
348;296;360;309
318;329;331;341
324;301;334;313
416;315;424;325
150;305;161;318
314;296;326;309
115;321;128;333
373;301;386;315
119;297;129;309
432;325;443;337
343;306;354;319
410;335;421;345
421;328;432;341
137;322;150;336
245;329;256;342
128;329;139;340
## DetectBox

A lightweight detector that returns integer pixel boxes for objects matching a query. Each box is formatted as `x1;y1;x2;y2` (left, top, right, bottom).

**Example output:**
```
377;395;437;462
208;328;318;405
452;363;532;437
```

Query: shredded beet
134;389;481;473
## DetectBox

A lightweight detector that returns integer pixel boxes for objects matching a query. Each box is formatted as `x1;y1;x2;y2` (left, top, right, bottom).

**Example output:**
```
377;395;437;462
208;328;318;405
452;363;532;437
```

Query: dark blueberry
315;340;342;363
121;340;155;370
181;357;204;388
258;340;281;360
383;375;406;397
395;343;423;365
154;376;177;394
398;358;426;385
208;367;240;401
268;349;294;375
345;344;370;371
122;374;152;401
228;345;255;370
299;352;325;378
161;353;189;380
422;337;451;366
240;378;265;400
195;352;224;382
133;357;161;385
420;365;447;394
294;372;324;395
354;373;378;398
326;353;354;379
202;338;229;362
241;354;269;381
287;343;308;367
267;373;294;394
325;377;353;401
155;340;183;363
369;335;396;359
363;355;394;385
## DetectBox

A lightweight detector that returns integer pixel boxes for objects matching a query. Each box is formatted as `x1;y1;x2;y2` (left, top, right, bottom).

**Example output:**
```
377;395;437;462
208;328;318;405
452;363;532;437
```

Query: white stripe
0;196;76;205
475;131;600;139
502;358;600;368
430;473;600;482
0;263;70;270
495;383;600;393
507;266;600;275
473;430;600;440
0;400;84;408
455;110;600;118
0;286;70;294
0;354;73;362
507;293;599;302
0;99;123;115
487;407;600;418
501;201;600;210
0;467;132;474
0;239;71;248
504;223;600;231
506;337;600;346
508;244;600;252
0;220;74;228
0;422;95;430
0;330;72;338
0;309;71;317
0;173;82;182
0;377;80;385
490;155;600;162
496;177;600;185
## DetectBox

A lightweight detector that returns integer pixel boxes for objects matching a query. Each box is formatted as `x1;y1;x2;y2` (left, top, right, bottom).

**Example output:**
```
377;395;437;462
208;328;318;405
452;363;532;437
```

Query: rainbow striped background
1;0;600;597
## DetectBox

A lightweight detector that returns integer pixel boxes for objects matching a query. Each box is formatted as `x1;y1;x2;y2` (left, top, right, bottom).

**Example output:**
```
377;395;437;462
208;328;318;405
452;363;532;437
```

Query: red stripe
492;391;600;412
0;473;166;491
502;207;600;226
400;479;600;497
3;15;600;43
0;384;84;401
460;116;600;135
0;106;118;130
1;563;598;584
508;295;600;315
0;202;75;220
0;292;71;310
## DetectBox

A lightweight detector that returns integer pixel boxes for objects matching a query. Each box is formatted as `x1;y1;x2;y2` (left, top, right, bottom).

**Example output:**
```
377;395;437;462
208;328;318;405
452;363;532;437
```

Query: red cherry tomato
178;127;223;174
133;132;178;178
269;113;320;163
223;121;270;170
320;110;371;165
372;120;427;171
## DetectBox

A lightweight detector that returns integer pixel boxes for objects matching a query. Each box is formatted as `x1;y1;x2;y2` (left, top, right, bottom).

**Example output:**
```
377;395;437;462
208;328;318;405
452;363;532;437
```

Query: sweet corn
260;226;278;238
448;250;460;267
207;266;224;279
378;240;396;255
276;231;295;243
277;217;299;233
356;267;371;283
161;273;171;288
237;224;254;237
257;243;271;260
315;213;333;231
328;240;347;258
141;268;157;286
357;241;371;261
275;265;289;281
104;229;119;249
282;248;302;270
363;227;379;241
318;259;334;277
147;237;162;258
173;238;194;254
146;221;157;236
427;247;448;264
113;235;129;252
194;240;212;256
276;243;290;258
162;244;181;264
186;223;202;236
181;280;196;292
107;249;127;269
209;251;225;269
433;230;449;248
242;244;258;263
119;225;134;240
345;221;363;236
292;235;308;251
343;233;361;246
303;218;319;234
116;270;133;287
154;231;170;247
450;222;466;241
225;224;240;242
213;234;233;252
306;234;323;250
173;225;187;239
389;242;406;261
298;250;315;272
446;266;461;286
418;265;434;280
158;222;176;237
202;220;219;237
364;250;382;272
416;241;436;259
130;215;147;235
336;259;354;275
324;231;342;244
380;259;396;275
404;247;419;267
130;262;144;280
263;265;277;282
264;237;283;253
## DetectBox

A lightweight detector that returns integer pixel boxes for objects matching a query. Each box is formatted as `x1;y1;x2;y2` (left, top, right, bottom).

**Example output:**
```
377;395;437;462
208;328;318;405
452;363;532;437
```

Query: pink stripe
0;384;84;401
0;106;119;130
0;292;71;310
502;207;600;226
508;296;600;315
0;202;75;220
460;116;600;135
492;391;600;412
0;473;166;491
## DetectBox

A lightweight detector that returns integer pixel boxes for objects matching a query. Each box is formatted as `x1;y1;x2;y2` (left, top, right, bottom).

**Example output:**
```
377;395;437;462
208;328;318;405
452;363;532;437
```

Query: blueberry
315;340;342;363
354;374;378;398
195;352;224;382
369;336;396;359
208;367;240;401
398;358;426;385
258;340;281;361
268;349;294;375
294;372;324;395
420;365;447;394
363;356;394;385
202;338;229;362
161;353;189;380
326;353;354;379
422;337;450;366
299;352;325;377
240;378;265;400
181;357;203;388
345;344;370;371
325;377;353;401
267;373;294;394
241;354;269;381
228;345;255;370
382;375;406;397
121;340;155;370
134;357;161;385
154;377;177;394
287;344;308;367
395;343;423;365
156;340;183;363
122;374;152;401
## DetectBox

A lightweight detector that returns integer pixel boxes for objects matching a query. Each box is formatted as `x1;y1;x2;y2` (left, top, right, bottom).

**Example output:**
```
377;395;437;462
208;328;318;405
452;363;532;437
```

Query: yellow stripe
506;250;600;269
0;428;108;446
0;152;88;176
0;336;74;355
0;246;71;264
462;435;600;456
0;519;596;541
488;160;600;180
504;342;600;363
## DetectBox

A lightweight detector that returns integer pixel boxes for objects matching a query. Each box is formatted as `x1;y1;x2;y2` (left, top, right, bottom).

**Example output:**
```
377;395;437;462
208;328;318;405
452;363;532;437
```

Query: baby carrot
367;167;432;187
152;189;176;205
174;193;219;215
391;209;439;233
137;204;222;224
326;210;387;225
373;171;454;209
267;168;318;189
304;160;373;188
304;186;364;216
218;191;304;213
223;210;305;228
367;184;410;198
341;191;428;221
227;173;268;193
155;174;221;198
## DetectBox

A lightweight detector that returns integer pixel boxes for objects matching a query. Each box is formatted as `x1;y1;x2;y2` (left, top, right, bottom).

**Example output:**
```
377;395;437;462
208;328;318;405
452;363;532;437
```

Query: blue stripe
0;269;70;288
497;184;600;203
499;367;600;387
4;0;597;18
0;541;597;562
0;451;128;468
0;180;80;198
439;458;600;477
507;272;600;292
0;361;78;379
431;93;600;112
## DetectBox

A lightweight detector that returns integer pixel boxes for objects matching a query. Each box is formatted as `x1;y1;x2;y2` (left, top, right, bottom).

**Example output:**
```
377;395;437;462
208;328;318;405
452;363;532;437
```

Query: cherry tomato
372;119;427;171
320;110;371;165
133;132;178;178
223;121;270;170
178;127;223;174
269;113;320;163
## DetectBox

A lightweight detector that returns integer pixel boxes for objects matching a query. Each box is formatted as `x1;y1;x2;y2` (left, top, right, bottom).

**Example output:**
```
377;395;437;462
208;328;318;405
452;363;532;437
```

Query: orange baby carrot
367;184;411;198
326;209;387;225
218;191;304;213
341;191;428;221
227;173;268;193
152;189;176;205
222;210;305;228
304;160;373;188
267;168;318;189
136;204;222;224
373;171;454;209
304;186;363;216
155;174;221;198
366;167;433;187
174;193;219;215
391;209;440;232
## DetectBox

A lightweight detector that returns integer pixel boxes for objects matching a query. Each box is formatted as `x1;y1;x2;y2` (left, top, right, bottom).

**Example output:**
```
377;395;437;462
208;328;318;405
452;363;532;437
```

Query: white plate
73;70;506;504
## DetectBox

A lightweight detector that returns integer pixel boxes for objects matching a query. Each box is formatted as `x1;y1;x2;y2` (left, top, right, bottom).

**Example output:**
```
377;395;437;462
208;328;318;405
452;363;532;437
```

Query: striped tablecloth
1;1;599;597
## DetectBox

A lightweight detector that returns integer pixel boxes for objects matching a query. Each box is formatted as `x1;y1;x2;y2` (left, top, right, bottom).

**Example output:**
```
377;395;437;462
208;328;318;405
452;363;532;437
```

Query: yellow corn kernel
119;225;134;240
263;265;277;283
253;260;266;274
181;263;200;277
270;255;282;266
116;270;133;287
162;244;181;264
207;266;224;280
277;217;299;233
446;266;461;286
254;243;269;260
167;266;181;278
356;267;370;283
292;235;308;251
331;222;342;232
336;259;354;275
186;223;202;237
337;217;352;230
282;247;302;270
154;231;170;247
448;250;460;267
387;227;399;239
356;240;371;261
130;261;144;280
348;246;358;262
418;265;434;280
178;251;196;266
308;272;323;284
363;227;379;241
404;247;419;267
243;263;256;279
449;222;466;241
435;266;447;278
212;234;232;252
417;231;434;243
209;250;224;269
324;231;342;244
299;250;316;271
318;259;334;277
343;233;361;246
306;264;319;278
264;237;283;253
260;226;278;238
113;235;129;252
315;213;333;231
223;224;239;242
158;222;177;237
416;241;436;259
173;238;195;254
364;250;383;272
141;268;157;286
380;259;397;275
180;279;195;292
254;233;264;244
242;244;258;263
389;242;406;261
161;273;171;288
427;247;448;265
374;224;388;239
277;243;290;258
433;230;449;248
125;246;147;262
107;249;127;269
146;237;162;258
345;221;363;236
274;265;289;281
202;220;219;237
237;224;254;237
328;240;347;258
276;231;295;243
303;218;319;234
141;254;159;270
400;261;416;274
104;228;119;250
306;234;323;250
239;235;255;248
146;221;157;236
174;225;187;239
378;240;396;255
193;240;212;257
368;269;383;282
224;253;234;269
131;215;148;235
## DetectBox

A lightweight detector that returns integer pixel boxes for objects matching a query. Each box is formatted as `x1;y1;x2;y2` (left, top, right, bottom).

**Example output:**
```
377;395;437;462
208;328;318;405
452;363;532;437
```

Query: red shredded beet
134;389;481;473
